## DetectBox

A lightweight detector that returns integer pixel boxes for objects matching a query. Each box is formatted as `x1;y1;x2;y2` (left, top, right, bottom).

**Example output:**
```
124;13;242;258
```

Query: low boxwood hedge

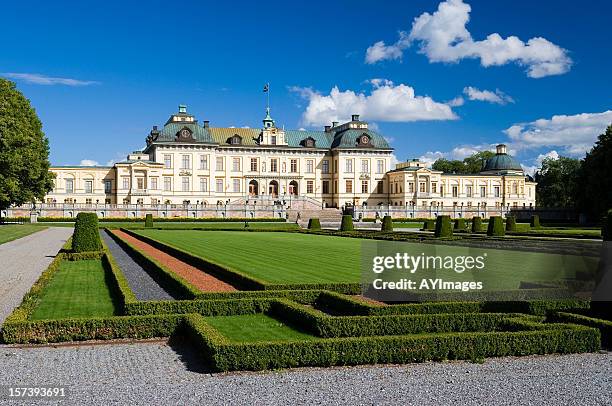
487;216;505;236
505;215;517;232
530;215;541;229
454;218;467;231
550;311;612;348
307;218;321;230
145;214;153;228
422;219;436;231
381;216;393;232
471;216;483;232
434;216;453;238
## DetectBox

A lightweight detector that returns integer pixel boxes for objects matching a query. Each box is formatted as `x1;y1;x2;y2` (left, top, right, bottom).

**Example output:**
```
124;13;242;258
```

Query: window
232;179;240;193
137;178;144;190
151;199;158;206
431;182;437;193
290;159;298;173
494;186;500;197
122;177;130;190
322;160;329;174
512;182;518;194
65;179;74;193
85;198;92;205
104;180;112;194
480;186;486;197
306;180;314;194
334;180;338;194
123;198;130;205
150;178;158;190
345;180;353;193
419;182;426;193
84;180;93;194
270;159;278;172
408;183;414;193
181;154;191;170
200;177;208;192
361;160;369;173
452;186;458;197
322;180;329;194
216;179;224;193
232;157;240;172
345;159;353;173
216;157;224;171
105;198;111;204
361;180;369;193
306;160;314;173
376;160;384;174
377;181;384;194
199;155;209;170
164;154;172;169
440;185;445;196
164;177;172;191
466;185;473;197
250;158;258;172
182;177;189;192
270;135;277;145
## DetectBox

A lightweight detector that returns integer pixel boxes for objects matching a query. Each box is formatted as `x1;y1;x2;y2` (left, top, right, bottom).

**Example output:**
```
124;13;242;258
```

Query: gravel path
0;341;609;405
101;231;174;301
0;227;72;325
111;230;237;292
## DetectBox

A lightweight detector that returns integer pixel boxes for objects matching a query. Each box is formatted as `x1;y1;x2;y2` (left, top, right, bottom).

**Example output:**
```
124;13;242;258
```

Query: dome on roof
482;144;523;172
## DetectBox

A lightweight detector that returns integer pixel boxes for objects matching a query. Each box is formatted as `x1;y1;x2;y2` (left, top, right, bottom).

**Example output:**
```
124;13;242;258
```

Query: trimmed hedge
505;215;517;232
550;311;612;349
145;214;153;228
454;218;467;231
471;216;483;232
72;213;102;252
307;218;321;230
340;215;354;231
381;216;393;232
487;216;505;236
530;215;541;229
434;215;453;238
422;219;436;231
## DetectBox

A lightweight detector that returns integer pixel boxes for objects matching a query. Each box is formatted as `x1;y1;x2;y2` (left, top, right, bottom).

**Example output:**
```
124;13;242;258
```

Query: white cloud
536;150;559;165
366;0;572;78
2;72;100;86
521;150;560;176
79;159;99;166
463;86;514;104
505;110;612;156
446;96;465;107
290;80;457;127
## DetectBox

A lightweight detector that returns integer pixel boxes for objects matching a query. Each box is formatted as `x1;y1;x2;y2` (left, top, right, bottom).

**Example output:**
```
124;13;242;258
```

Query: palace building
31;105;535;219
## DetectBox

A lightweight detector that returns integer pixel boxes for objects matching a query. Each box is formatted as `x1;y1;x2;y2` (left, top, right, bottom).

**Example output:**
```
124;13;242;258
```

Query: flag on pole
263;83;269;92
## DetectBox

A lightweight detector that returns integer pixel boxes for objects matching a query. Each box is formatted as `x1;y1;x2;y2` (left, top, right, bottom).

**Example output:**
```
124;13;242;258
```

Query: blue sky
1;0;610;173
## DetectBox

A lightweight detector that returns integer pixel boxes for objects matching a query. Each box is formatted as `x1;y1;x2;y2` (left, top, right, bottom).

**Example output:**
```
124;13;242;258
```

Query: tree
577;125;612;218
431;151;495;174
0;79;54;214
534;156;581;208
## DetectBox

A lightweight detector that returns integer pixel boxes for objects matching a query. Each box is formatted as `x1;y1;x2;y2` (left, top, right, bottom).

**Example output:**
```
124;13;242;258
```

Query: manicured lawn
134;230;599;288
30;260;117;320
518;228;602;238
204;313;318;342
0;225;45;244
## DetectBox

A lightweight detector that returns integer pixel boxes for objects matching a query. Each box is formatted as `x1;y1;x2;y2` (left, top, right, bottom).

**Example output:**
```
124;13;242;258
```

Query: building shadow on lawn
168;335;214;374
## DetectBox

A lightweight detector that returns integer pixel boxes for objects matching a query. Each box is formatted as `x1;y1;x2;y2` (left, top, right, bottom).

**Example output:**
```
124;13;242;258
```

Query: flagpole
267;83;270;110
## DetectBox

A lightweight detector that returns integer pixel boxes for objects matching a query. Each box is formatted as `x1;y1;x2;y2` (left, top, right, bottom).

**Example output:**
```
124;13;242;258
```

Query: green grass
0;225;45;244
30;260;118;320
204;313;318;342
134;230;599;289
391;222;423;228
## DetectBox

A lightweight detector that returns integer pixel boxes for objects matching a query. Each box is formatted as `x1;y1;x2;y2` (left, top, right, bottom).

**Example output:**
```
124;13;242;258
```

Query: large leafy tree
0;79;54;214
577;125;612;218
534;156;581;208
432;151;495;173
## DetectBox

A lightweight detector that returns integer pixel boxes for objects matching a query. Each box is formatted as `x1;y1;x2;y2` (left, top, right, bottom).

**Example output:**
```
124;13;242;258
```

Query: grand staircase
229;195;342;225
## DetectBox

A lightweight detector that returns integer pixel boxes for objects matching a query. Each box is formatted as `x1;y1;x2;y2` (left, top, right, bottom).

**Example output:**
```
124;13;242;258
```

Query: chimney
496;144;507;154
351;114;360;122
324;125;331;132
332;121;339;127
152;126;158;131
203;120;210;128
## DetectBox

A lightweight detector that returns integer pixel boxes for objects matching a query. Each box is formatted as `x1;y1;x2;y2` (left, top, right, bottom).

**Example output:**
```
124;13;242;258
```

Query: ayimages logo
372;252;487;274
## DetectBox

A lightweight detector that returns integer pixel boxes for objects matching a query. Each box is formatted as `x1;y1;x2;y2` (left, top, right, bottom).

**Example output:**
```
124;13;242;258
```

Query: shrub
381;216;393;232
602;209;612;241
454;218;467;231
487;216;505;236
434;216;453;238
72;213;102;252
422;220;436;231
505;215;517;232
307;218;321;230
530;215;541;229
471;216;483;232
340;215;354;231
145;214;153;228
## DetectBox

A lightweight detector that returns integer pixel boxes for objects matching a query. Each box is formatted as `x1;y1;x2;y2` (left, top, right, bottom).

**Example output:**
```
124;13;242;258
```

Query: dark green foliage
307;218;321;230
471;216;483;232
340;215;354;231
434;215;453;238
530;215;541;229
72;213;102;253
505;216;517;232
535;156;581;208
550;312;612;349
454;218;467;231
487;216;505;236
145;214;153;228
0;79;55;211
422;219;436;231
432;151;495;174
381;216;393;232
602;209;612;241
577;125;612;218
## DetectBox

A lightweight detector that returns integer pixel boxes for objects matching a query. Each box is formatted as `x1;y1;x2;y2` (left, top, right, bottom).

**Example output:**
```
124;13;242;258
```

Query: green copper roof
331;129;391;149
482;153;523;172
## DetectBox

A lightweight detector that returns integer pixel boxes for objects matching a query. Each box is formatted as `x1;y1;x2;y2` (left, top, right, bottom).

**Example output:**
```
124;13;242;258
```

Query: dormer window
302;137;316;148
270;135;277;145
229;134;242;145
357;133;371;147
176;127;194;141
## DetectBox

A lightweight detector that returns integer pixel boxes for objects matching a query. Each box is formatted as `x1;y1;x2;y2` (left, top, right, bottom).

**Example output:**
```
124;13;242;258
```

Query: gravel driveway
0;227;72;325
0;341;609;405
